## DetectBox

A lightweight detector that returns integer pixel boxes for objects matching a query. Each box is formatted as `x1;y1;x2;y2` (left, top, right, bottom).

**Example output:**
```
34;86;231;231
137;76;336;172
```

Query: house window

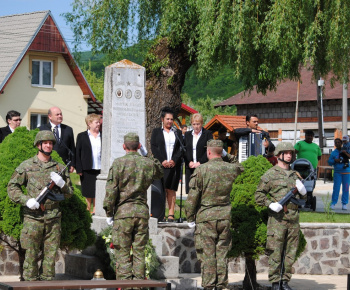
30;113;48;130
31;60;53;87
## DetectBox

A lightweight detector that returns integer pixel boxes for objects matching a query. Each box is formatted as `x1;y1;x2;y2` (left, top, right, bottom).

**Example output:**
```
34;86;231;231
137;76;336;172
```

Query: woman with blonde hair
184;113;213;194
76;113;102;214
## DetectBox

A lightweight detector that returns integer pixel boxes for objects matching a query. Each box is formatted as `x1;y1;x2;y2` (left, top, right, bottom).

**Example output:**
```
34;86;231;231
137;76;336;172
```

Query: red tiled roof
181;103;198;114
205;115;246;131
216;67;344;107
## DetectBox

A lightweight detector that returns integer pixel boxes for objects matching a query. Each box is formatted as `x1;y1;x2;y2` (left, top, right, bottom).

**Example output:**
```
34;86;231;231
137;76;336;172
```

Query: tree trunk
144;37;194;148
243;255;258;290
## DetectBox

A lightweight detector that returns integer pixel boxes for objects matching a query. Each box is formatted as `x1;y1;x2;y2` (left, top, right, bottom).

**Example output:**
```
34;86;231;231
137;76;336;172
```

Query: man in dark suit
39;107;75;173
0;110;22;143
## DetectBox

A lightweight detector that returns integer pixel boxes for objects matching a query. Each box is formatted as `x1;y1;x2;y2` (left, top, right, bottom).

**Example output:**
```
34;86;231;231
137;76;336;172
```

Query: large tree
64;0;350;282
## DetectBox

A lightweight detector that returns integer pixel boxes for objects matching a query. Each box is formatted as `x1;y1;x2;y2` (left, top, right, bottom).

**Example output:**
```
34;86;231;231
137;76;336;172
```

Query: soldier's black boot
271;282;280;290
281;281;293;290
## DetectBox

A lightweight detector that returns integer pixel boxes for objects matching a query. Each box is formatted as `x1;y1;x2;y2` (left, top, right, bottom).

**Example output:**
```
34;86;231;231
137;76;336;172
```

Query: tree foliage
65;0;350;94
0;127;95;252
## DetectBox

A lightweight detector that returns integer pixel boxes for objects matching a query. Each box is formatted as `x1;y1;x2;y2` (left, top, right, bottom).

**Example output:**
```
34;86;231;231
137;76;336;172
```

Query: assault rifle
35;161;71;205
278;186;305;213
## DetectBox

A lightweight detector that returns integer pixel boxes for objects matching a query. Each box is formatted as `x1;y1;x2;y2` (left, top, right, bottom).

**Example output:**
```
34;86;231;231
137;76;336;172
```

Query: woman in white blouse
151;107;183;222
184;113;213;194
75;113;102;215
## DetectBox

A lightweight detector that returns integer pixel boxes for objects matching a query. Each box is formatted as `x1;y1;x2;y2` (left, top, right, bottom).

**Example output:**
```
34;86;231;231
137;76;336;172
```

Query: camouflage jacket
7;155;73;220
255;165;306;221
104;152;163;219
185;157;242;223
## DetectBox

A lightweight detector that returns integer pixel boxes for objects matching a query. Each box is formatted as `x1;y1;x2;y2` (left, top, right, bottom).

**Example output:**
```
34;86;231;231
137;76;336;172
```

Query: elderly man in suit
39;107;75;173
0;110;22;143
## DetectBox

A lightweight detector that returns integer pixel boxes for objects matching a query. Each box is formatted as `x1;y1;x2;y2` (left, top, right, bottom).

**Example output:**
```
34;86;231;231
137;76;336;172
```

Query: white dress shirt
192;129;203;163
88;130;101;170
162;127;176;161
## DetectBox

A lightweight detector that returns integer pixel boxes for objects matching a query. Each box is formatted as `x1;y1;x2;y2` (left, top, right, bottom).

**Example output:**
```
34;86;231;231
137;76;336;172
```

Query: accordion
238;133;266;163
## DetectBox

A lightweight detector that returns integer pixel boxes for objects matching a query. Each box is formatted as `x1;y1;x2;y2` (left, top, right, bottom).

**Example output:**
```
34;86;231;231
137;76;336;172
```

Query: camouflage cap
275;142;295;156
34;130;56;146
124;132;139;143
207;139;223;148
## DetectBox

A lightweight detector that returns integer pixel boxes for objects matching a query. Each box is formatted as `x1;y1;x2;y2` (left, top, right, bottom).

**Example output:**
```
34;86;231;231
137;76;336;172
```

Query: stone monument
92;59;146;232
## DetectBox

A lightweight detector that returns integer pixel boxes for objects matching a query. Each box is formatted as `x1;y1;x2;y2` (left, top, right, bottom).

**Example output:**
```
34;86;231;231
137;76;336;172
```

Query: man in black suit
0;110;22;143
39;107;75;173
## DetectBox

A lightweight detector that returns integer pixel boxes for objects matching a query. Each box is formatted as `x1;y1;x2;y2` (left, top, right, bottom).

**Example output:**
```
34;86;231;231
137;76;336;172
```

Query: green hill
76;45;243;114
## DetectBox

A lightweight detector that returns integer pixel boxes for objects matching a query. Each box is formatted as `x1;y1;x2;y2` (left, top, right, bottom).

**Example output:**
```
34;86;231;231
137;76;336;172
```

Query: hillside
76;46;243;111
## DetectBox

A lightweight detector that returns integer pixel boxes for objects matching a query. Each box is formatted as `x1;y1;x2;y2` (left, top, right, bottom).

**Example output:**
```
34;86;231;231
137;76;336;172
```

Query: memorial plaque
93;59;146;231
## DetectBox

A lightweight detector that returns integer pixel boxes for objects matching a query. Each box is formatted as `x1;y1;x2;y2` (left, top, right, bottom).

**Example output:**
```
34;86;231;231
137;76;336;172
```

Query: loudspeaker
151;179;166;221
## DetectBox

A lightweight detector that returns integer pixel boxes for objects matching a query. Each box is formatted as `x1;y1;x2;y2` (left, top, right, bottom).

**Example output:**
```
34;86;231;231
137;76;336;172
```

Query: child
340;135;350;168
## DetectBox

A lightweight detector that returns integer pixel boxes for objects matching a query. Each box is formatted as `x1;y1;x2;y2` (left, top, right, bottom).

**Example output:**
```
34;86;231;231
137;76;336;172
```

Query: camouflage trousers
195;219;232;289
112;217;149;281
266;215;300;283
20;216;61;281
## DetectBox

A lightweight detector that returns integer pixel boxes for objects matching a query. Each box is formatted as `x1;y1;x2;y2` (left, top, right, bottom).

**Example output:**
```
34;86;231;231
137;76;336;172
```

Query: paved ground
181;272;348;289
0;273;347;289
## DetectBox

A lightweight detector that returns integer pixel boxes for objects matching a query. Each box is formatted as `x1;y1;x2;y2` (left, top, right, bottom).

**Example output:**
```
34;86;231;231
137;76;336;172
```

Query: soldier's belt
286;203;299;210
43;203;60;210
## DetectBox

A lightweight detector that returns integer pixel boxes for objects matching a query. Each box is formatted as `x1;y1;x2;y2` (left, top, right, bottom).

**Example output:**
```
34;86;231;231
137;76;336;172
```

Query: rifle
278;186;305;213
35;161;71;205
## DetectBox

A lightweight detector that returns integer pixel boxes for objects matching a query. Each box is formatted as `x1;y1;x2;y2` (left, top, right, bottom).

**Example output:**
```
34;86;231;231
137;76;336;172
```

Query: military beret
124;132;139;142
207;139;223;148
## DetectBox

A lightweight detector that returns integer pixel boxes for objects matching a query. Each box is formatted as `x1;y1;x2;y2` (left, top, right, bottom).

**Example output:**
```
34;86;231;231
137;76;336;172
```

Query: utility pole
343;83;348;138
317;78;325;150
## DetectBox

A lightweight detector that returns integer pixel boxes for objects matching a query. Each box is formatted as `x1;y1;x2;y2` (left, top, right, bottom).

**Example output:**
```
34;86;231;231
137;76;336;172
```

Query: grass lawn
300;211;350;223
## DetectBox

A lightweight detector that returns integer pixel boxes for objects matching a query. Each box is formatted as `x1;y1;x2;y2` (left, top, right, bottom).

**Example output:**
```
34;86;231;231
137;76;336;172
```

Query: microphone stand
174;128;186;223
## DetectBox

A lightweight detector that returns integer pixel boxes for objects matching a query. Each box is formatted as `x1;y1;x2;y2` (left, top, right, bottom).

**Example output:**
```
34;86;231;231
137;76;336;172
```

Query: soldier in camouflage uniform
185;139;242;290
7;131;73;281
103;132;163;281
255;142;307;290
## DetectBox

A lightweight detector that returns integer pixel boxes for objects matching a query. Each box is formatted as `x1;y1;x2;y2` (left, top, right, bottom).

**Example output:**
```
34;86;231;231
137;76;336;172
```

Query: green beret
207;139;223;148
124;132;139;142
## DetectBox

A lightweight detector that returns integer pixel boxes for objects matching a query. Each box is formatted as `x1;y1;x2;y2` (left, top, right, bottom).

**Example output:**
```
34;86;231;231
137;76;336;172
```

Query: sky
0;0;91;51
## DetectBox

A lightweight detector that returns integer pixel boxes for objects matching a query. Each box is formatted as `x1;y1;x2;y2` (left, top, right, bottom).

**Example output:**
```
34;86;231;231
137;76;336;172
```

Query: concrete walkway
0;273;347;289
180;272;348;289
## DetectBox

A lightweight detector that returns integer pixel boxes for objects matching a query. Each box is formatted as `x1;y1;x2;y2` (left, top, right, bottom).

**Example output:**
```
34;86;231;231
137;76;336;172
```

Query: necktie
53;126;59;142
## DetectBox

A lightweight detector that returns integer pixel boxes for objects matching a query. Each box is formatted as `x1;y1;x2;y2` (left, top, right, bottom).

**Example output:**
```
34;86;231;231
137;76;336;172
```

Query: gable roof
181;103;198;115
215;67;344;107
205;115;246;132
0;11;98;105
